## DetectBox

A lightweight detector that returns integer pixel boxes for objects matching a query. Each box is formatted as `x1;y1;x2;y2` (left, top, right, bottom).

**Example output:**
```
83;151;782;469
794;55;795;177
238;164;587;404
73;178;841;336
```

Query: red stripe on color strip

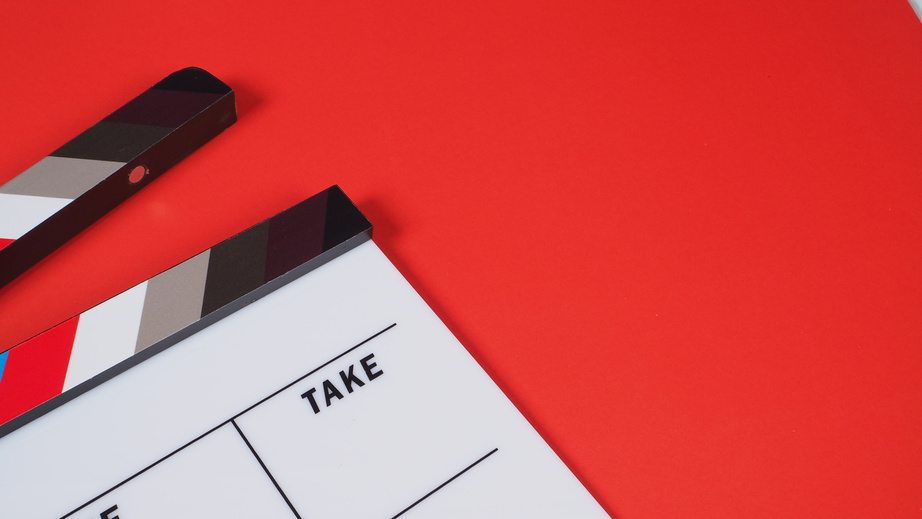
0;238;12;251
0;317;79;426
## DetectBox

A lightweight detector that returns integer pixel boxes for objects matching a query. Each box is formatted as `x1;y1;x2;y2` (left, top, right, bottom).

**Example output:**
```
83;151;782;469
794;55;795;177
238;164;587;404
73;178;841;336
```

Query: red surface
1;1;921;517
0;239;11;251
0;317;78;425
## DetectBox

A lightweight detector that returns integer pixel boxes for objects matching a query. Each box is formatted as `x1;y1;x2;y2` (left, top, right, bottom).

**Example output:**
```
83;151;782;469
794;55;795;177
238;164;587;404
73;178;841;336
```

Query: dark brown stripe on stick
201;222;270;317
50;122;172;162
264;190;329;283
105;90;225;128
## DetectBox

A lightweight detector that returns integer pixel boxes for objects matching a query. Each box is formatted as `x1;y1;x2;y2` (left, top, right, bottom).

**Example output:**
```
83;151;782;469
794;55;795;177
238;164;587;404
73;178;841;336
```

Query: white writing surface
0;241;608;519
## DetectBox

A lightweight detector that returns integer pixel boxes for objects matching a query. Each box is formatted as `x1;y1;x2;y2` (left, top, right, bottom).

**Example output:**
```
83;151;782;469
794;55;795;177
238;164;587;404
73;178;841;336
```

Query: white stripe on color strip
63;282;149;392
0;193;72;240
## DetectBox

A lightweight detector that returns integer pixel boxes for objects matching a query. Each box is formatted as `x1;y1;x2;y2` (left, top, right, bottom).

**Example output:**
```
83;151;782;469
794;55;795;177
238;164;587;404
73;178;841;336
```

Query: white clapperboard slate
0;71;609;519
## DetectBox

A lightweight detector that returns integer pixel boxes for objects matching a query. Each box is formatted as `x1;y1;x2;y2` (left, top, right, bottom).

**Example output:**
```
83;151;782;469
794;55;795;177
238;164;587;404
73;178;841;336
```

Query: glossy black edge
153;67;234;94
0;68;236;291
0;192;372;439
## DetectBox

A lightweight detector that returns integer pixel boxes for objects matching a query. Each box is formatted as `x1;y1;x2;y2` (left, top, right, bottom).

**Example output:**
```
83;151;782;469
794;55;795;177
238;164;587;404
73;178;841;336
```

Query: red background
2;1;921;517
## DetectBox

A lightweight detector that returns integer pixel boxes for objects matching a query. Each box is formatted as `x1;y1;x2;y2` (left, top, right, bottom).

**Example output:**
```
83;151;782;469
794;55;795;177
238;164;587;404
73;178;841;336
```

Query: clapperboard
0;69;610;519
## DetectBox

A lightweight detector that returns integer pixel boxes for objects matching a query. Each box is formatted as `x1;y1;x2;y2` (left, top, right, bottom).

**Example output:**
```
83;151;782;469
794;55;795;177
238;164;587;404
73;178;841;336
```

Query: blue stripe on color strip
0;350;7;386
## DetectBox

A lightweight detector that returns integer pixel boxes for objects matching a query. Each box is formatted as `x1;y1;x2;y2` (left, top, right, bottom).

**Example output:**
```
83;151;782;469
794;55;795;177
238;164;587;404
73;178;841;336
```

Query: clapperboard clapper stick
0;67;236;290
